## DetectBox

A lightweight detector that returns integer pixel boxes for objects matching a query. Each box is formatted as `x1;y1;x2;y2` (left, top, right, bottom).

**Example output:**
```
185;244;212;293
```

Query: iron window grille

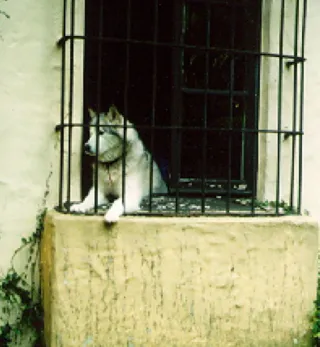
56;0;307;216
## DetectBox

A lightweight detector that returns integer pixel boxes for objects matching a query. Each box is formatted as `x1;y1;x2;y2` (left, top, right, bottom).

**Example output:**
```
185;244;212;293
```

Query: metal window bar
66;0;76;212
148;0;159;213
250;57;260;215
226;1;236;214
251;64;261;214
172;0;183;215
56;0;307;217
121;0;131;214
59;123;303;135
201;3;211;214
250;0;263;215
93;0;104;213
59;34;306;62
275;0;285;215
58;0;67;210
289;0;300;211
297;0;307;214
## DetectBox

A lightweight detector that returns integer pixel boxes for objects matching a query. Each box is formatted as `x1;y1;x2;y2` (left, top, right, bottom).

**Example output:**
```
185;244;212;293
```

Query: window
57;0;307;216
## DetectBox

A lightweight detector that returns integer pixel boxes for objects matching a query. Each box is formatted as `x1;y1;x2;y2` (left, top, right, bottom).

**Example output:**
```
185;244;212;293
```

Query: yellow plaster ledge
41;210;318;347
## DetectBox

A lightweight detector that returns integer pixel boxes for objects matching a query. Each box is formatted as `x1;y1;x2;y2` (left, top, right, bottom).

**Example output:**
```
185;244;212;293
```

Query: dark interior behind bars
57;0;307;216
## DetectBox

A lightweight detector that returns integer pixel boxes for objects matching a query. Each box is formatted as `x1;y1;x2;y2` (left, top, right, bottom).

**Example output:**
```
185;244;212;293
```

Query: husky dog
71;105;167;222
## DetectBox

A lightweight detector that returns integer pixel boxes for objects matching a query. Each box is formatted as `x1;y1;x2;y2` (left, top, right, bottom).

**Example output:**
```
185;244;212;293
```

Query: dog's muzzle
84;133;123;162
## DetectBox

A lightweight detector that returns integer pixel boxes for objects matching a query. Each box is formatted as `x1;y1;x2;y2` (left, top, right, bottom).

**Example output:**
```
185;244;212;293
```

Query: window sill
41;210;317;347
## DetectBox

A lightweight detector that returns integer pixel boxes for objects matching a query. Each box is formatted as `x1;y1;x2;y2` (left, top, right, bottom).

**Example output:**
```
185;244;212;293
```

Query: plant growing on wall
312;261;320;346
0;172;51;346
0;209;46;346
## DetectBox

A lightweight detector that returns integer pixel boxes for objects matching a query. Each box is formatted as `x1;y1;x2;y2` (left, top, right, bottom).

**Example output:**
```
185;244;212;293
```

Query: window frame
56;0;307;216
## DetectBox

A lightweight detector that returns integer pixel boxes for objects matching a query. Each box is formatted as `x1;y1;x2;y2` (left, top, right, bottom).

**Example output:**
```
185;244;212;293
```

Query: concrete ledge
41;211;318;347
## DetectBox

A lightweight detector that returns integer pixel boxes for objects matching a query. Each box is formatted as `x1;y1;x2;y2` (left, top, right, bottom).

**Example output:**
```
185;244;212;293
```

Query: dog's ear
88;108;96;118
109;105;120;121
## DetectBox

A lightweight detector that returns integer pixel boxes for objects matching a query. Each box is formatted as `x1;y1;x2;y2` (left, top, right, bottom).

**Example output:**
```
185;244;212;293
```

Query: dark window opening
84;0;261;198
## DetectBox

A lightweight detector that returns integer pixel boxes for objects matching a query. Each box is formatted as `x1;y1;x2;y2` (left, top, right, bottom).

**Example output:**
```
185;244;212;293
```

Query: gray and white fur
71;105;167;222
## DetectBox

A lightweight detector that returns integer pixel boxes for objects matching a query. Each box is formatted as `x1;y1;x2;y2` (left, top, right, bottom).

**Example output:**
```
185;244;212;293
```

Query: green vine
312;256;320;347
0;171;51;346
0;209;46;346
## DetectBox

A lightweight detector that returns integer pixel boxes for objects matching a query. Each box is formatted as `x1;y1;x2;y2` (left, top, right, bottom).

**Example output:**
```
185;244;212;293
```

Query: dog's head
84;105;125;162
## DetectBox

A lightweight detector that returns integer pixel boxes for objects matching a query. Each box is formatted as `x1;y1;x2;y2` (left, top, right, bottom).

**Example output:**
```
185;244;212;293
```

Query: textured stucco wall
0;0;84;271
41;211;318;347
303;2;320;222
0;0;61;273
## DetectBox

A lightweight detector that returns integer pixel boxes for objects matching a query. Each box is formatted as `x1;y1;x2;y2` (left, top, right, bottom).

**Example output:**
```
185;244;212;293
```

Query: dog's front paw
104;198;124;223
70;202;91;213
104;209;120;223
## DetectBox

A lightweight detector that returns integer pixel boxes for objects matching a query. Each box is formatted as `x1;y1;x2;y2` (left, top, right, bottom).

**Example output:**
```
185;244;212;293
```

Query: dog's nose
84;143;91;153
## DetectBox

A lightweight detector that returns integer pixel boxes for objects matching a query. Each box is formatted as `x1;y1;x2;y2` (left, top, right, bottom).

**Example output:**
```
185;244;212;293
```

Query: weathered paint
41;211;318;347
0;0;84;273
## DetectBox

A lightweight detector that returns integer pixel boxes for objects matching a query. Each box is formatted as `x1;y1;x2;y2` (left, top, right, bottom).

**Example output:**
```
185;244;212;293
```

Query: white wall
303;1;320;221
0;0;62;273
